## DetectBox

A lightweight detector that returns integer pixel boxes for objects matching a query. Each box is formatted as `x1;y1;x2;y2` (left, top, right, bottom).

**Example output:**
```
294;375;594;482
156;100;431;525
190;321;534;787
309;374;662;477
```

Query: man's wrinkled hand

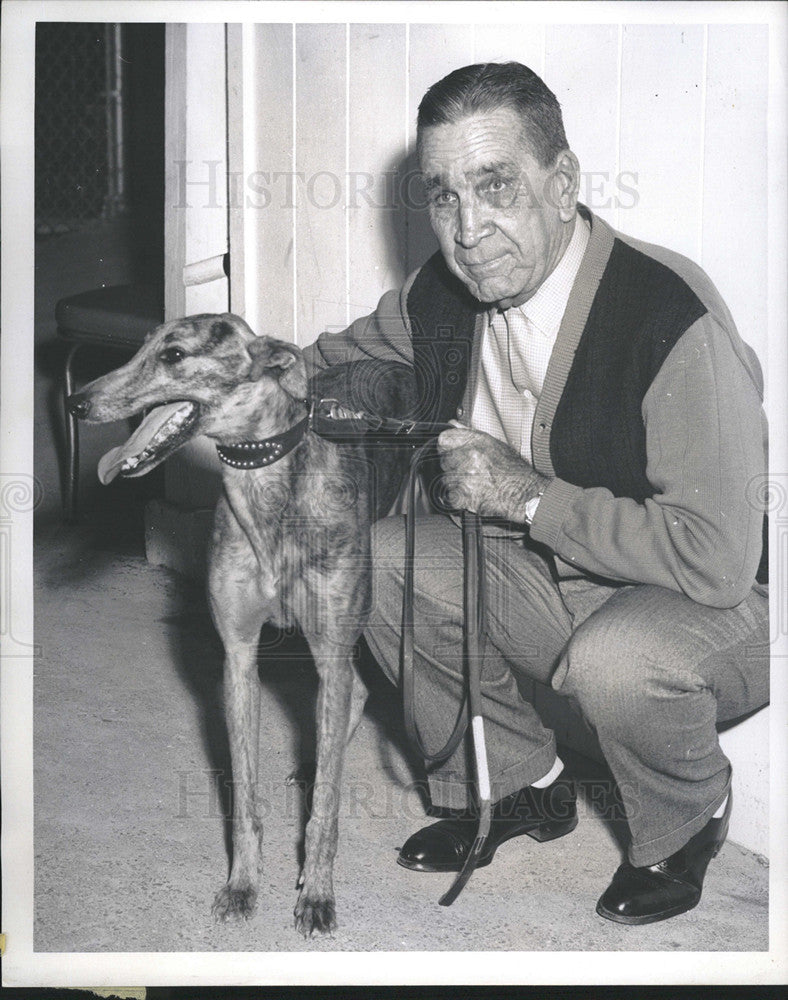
436;422;550;520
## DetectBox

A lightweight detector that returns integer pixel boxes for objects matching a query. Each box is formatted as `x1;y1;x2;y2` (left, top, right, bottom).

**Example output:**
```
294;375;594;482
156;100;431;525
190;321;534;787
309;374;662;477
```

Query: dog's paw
212;883;258;922
293;892;337;937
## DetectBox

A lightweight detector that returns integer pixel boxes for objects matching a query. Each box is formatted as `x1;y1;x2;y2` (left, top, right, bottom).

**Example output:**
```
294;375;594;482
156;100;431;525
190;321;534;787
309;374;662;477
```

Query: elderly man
306;62;769;924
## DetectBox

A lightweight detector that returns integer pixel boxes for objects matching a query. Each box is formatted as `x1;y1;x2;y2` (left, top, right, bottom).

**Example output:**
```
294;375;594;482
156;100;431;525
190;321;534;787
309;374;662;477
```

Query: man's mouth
458;253;510;277
97;400;199;483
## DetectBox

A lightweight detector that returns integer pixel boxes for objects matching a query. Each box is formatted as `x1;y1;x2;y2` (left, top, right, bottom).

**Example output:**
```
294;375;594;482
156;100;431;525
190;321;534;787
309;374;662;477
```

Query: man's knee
552;599;668;737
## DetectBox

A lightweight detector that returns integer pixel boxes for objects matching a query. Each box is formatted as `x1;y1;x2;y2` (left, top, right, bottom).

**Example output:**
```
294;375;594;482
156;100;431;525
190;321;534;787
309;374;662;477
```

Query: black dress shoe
596;791;733;925
397;774;577;873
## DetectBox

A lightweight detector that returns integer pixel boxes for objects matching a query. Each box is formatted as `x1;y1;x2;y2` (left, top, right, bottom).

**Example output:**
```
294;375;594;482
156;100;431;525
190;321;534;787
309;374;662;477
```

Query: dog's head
68;313;308;481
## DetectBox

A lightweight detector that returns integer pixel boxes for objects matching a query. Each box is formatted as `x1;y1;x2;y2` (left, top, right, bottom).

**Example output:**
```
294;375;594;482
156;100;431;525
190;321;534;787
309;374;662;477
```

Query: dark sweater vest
407;245;768;582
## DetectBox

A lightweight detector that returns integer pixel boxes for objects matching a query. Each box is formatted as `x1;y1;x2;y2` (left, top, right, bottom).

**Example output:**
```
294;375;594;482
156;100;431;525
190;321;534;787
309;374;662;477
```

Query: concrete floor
31;220;769;958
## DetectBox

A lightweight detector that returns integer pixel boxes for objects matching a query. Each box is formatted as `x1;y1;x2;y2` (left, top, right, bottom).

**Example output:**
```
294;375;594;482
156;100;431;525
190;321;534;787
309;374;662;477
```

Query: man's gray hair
417;62;569;168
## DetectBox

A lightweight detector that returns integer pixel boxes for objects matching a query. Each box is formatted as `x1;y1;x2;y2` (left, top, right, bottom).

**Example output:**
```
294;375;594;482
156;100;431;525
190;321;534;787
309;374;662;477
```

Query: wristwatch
524;492;543;526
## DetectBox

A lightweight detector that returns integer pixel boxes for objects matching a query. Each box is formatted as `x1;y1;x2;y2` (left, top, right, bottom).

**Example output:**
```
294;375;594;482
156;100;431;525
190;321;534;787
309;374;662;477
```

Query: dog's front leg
209;503;272;922
293;635;355;936
211;641;265;922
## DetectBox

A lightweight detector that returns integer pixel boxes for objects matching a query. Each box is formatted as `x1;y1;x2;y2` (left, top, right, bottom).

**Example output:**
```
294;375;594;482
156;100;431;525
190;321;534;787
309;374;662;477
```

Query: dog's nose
67;394;91;419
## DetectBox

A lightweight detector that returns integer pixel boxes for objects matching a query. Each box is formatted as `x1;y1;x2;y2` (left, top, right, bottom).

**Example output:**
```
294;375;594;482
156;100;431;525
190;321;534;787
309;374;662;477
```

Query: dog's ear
246;338;306;397
246;337;298;381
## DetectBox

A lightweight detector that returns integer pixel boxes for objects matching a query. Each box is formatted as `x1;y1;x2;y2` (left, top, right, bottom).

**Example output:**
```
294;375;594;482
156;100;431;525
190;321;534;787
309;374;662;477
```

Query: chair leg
63;342;80;522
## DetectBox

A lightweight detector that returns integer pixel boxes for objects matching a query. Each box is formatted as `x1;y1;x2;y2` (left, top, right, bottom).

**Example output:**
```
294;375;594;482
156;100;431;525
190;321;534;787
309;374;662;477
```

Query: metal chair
56;284;164;520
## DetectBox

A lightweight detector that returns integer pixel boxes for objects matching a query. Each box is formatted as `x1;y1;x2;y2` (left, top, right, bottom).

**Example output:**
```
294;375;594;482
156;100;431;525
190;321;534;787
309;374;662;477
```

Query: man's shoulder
592;215;762;391
603;222;733;330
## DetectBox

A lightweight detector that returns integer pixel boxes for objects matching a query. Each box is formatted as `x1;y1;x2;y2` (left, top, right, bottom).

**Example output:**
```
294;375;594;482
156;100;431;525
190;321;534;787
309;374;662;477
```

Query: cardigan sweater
305;208;768;609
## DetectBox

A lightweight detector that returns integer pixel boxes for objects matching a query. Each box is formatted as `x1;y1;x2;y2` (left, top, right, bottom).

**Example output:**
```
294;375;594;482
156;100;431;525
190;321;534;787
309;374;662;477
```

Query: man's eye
431;190;457;207
483;177;509;194
482;177;516;206
159;347;186;364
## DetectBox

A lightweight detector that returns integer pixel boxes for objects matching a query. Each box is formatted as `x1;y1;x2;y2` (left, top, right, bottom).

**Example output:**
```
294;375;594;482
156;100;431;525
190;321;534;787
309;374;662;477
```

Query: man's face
419;108;577;309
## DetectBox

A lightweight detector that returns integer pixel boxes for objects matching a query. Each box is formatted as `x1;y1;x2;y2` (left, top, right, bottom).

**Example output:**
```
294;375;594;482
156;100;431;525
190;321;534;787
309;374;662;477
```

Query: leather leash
313;402;491;905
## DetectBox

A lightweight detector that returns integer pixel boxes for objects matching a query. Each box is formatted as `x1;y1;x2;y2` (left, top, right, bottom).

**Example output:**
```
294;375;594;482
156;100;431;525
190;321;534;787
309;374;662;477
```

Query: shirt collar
506;214;591;337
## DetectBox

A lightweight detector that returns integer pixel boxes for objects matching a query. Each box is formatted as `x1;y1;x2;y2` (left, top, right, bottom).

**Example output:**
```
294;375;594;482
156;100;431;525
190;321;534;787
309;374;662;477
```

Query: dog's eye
159;347;186;365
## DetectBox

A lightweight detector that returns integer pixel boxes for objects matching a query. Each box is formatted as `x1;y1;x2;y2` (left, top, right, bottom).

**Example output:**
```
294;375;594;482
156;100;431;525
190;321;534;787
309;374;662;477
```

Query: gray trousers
365;514;770;866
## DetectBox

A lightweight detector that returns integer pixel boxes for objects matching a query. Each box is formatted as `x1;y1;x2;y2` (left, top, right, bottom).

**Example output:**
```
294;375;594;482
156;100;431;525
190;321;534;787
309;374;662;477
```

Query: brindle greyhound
67;312;415;936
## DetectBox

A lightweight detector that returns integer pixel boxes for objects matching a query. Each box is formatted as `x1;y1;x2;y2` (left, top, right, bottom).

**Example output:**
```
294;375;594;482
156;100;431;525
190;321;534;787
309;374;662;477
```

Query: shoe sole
397;814;578;874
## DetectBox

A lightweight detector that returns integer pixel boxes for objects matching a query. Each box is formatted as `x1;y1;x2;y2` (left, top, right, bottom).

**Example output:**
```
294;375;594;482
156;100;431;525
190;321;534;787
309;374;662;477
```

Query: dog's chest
224;456;368;578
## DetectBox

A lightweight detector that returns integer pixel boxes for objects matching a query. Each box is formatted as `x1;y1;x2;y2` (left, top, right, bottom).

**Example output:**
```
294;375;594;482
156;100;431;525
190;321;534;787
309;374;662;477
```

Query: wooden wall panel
182;23;229;316
347;23;408;315
472;22;545;72
164;23;187;322
234;19;768;376
165;22;227;508
545;24;620;229
294;23;347;344
703;24;768;367
619;24;705;260
226;23;247;321
246;22;295;338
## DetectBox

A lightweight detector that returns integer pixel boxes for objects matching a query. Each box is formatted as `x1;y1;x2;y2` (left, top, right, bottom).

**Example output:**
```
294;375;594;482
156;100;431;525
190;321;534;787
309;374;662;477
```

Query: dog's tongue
98;402;190;484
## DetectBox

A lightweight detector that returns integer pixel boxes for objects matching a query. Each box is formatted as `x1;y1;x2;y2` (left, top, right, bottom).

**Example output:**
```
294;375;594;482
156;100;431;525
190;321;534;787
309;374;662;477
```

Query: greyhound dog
67;312;415;936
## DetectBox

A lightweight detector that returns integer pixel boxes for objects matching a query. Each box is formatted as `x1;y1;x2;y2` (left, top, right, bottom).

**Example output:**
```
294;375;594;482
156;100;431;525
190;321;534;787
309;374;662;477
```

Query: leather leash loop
400;446;492;906
401;439;470;764
438;509;491;906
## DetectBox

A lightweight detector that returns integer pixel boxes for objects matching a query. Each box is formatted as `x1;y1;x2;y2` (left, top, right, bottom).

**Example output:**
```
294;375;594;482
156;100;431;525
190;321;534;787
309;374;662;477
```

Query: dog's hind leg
293;631;357;937
208;503;274;922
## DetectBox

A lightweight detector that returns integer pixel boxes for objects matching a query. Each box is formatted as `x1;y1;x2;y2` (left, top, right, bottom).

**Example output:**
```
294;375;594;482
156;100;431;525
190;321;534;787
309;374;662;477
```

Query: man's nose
67;393;91;419
455;199;494;248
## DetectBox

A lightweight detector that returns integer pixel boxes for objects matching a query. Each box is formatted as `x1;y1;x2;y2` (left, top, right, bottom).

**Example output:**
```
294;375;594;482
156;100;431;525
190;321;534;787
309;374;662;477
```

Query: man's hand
437;422;550;521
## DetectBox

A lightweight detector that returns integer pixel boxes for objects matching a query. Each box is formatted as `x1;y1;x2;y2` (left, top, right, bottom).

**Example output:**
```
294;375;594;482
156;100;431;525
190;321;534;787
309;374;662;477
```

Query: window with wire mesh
35;23;113;233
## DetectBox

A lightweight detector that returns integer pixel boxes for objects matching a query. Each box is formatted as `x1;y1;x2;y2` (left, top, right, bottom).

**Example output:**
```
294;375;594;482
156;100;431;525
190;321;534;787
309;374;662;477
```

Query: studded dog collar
215;395;454;471
216;412;310;470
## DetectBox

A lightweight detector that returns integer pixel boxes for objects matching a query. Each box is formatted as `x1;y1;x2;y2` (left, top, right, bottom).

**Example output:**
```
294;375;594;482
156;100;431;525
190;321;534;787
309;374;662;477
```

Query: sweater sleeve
302;279;417;376
529;313;767;607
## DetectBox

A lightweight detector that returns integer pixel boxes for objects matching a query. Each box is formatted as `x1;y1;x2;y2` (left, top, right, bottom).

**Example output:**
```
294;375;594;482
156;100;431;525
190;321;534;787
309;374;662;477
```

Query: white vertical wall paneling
164;23;187;322
183;23;229;316
406;23;476;142
165;22;227;507
239;20;766;385
249;22;295;339
347;23;408;315
295;23;347;346
405;23;475;272
619;25;705;262
226;23;246;321
472;22;545;73
544;25;620;229
702;24;769;370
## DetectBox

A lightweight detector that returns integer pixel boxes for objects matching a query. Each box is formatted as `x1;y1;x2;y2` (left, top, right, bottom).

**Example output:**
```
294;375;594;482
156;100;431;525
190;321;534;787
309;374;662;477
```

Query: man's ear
550;150;581;222
246;337;299;381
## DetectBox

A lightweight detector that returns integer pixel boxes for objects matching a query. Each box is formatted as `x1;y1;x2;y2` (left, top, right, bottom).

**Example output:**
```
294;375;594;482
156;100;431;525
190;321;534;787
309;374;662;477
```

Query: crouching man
306;61;769;923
